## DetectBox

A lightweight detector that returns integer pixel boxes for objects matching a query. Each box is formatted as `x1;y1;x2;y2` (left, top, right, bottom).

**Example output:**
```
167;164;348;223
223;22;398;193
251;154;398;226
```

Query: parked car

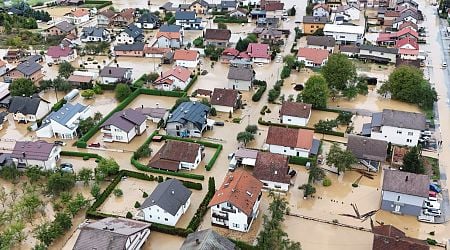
288;169;297;177
89;142;101;147
60;163;74;173
423;200;440;210
214;121;224;126
418;214;435;223
423;209;441;217
442;61;447;68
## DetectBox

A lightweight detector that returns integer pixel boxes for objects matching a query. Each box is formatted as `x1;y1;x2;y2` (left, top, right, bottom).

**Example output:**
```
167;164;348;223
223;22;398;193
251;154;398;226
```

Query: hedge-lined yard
131;158;205;180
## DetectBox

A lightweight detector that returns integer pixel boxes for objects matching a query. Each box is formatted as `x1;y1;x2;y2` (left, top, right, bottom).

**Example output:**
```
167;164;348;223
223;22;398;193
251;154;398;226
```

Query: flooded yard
59;156;98;174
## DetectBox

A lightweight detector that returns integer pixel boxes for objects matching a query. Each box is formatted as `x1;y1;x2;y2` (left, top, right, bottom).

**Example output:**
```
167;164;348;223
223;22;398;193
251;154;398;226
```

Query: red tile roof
155;66;192;84
156;31;180;40
246;43;270;59
222;48;239;56
208;169;263;216
266;126;314;150
399;21;418;30
67;8;89;17
372;225;429;250
313;3;330;11
396;27;418;38
395;37;419;49
384;10;400;17
297;47;329;65
174;50;199;61
265;2;284;11
280;101;312;118
68;75;92;83
47;45;74;58
254;152;290;184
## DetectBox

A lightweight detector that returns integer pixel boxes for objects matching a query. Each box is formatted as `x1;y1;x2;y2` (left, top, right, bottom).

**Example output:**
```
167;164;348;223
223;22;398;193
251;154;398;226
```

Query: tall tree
114;83;131;102
321;53;356;91
298;75;329;108
53;76;72;92
257;192;301;250
9;78;37;97
58;61;75;79
308;164;325;183
77;168;93;186
236;131;255;146
326;143;357;173
96;158;120;181
402;146;425;174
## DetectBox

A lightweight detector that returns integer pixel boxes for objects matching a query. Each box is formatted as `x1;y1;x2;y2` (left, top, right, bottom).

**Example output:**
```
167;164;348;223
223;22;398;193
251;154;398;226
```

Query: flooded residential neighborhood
1;0;450;249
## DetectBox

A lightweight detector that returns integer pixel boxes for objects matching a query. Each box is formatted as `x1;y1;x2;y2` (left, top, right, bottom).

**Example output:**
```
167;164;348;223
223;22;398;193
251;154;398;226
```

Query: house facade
280;102;312;126
204;29;232;48
153;66;192;91
174;50;200;68
99;67;132;84
296;47;329;67
100;109;147;143
265;126;316;157
323;23;365;45
96;9;115;27
346;135;388;171
156;32;182;48
306;36;335;53
313;4;330;17
11;141;61;170
116;24;144;44
8;96;50;123
149;140;203;171
208;170;263;232
175;11;202;29
5;61;43;83
80;27;111;42
227;64;255;91
166;101;210;137
210;88;240;113
135;12;160;29
302;16;328;34
359;45;398;64
46;21;76;36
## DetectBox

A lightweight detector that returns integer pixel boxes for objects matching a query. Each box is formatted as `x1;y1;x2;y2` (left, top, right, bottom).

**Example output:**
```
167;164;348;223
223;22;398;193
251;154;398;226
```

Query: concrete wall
268;144;310;157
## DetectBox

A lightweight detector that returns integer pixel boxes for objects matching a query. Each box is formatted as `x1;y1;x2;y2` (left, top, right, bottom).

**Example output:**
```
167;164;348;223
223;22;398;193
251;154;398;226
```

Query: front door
394;205;401;213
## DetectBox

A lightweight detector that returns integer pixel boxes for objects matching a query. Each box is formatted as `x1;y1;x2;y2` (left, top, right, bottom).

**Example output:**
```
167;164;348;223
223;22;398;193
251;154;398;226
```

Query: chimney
405;176;408;182
303;105;306;110
171;190;175;195
196;239;200;245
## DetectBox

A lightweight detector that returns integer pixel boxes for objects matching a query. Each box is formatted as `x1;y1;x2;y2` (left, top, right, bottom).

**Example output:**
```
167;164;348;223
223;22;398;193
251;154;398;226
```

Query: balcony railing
221;207;236;213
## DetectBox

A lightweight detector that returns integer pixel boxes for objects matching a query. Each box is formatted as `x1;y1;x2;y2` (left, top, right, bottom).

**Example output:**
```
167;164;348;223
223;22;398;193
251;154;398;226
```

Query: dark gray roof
8;96;42;115
361;123;371;136
23;54;43;63
0;112;6;125
137;12;159;24
160;24;181;32
382;169;429;197
175;11;196;20
302;16;328;24
54;21;75;32
141;179;192;216
227;65;254;81
81;27;106;38
160;2;177;11
114;42;145;51
307;36;335;47
339;45;360;53
374;109;426;130
347;135;388;162
101;108;146;132
123;24;144;39
181;229;236;250
221;0;237;8
100;66;131;78
310;139;320;155
74;217;151;250
360;45;398;54
167;101;210;131
11;141;56;161
191;0;209;7
15;61;42;76
41;103;87;128
371;112;383;127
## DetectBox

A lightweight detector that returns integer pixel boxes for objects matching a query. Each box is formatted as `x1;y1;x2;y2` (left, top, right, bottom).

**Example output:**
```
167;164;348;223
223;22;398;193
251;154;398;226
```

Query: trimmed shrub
252;83;267;102
289;156;312;166
134;201;141;208
83;155;89;161
143;192;148;198
206;144;222;171
126;211;133;218
322;178;332;187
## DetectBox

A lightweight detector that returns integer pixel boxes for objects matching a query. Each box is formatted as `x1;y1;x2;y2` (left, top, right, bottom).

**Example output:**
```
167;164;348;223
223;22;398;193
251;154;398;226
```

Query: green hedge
187;177;215;231
252;81;267;102
60;151;103;160
258;118;345;137
184;74;198;92
150;223;189;237
206;144;222;171
123;170;202;190
214;16;248;23
96;83;117;91
312;107;345;114
230;239;258;250
52;99;67;111
132;158;205;180
289;156;313;166
83;0;112;8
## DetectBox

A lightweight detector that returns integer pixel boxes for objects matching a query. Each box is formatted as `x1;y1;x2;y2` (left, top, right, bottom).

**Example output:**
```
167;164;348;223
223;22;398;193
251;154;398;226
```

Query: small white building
7;96;50;123
153;66;192;91
296;47;329;68
36;103;91;140
80;27;111;43
138;179;192;226
253;152;291;192
323;24;365;45
11;141;61;170
99;67;132;84
333;5;360;20
116;24;144;44
64;8;90;25
100;109;147;143
156;32;182;48
210;88;240;113
208;170;263;232
149;140;203;171
279;102;312;126
174;50;199;68
265;126;317;158
368;109;426;146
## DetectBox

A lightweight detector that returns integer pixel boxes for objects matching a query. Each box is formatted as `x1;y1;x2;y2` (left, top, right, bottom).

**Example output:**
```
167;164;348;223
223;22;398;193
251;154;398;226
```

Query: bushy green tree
322;53;356;91
402;146;425;174
115;83;131;102
236;131;255;146
58;61;75;78
298;75;329;108
326;143;357;173
46;172;76;195
9;78;37;97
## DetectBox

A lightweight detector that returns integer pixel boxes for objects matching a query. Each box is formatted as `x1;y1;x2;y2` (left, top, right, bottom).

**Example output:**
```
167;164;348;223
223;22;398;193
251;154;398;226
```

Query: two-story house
346;135;388;172
246;43;270;63
166;101;210;137
279;102;312;126
117;24;144;44
395;37;419;60
306;36;335;53
4;61;43;83
36;103;91;140
11;141;61;170
64;8;90;25
80;27;111;42
265;126;320;157
7;96;50;123
189;0;210;14
149;140;203;171
332;5;361;20
46;44;77;64
46;21;76;36
153;66;192;91
74;217;151;250
367;109;426;146
111;8;135;27
227;64;255;91
96;9;115;27
208;169;263;232
99;66;132;84
174;49;200;68
297;47;329;67
210;88;240;113
113;43;145;57
135;12;160;29
138;179;192;226
100;109;147;143
323;23;365;45
156;31;182;48
253;152;291;192
302;16;328;35
204;29;232;48
313;4;330;18
264;2;284;20
359;45;398;64
381;169;429;216
175;11;202;30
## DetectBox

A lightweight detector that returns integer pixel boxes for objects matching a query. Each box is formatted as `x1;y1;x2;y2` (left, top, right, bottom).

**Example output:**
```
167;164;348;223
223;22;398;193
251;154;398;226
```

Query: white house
306;36;336;53
175;11;202;30
368;109;426;146
64;8;90;25
395;37;419;60
135;12;160;29
7;96;50;123
100;109;147;143
174;50;199;68
280;102;312;126
313;4;330;18
73;217;151;250
36;103;91;140
45;44;77;64
359;45;398;64
11;141;61;170
227;65;255;91
153;66;192;91
265;126;318;157
99;66;132;84
253;152;291;192
116;24;144;44
80;27;111;43
156;31;182;48
333;5;360;20
138;179;192;226
323;23;365;45
149;140;203;171
296;47;329;67
246;43;271;64
208;170;263;232
210;88;240;113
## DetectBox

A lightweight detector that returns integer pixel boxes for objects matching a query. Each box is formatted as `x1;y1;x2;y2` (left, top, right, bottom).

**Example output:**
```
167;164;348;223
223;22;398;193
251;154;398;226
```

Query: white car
442;62;447;68
428;196;438;202
423;200;440;210
423;209;441;217
418;214;435;223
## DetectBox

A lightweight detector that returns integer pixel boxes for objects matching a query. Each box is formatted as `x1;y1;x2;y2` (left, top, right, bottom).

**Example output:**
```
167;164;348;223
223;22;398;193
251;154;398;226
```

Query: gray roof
100;66;131;78
0;112;6;125
81;27;106;38
160;2;177;11
347;135;388;162
360;45;398;54
101;108;146;132
11;141;56;161
114;42;145;51
23;54;42;63
54;21;75;32
382;169;429;197
227;65;254;81
175;11;196;20
373;109;426;130
167;101;210;131
303;16;328;24
310;139;320;155
361;123;371;135
41;103;87;127
137;12;159;24
307;36;336;47
8;96;42;115
181;229;236;250
15;61;42;76
160;24;181;32
339;45;360;53
123;24;144;39
74;217;151;250
141;179;192;216
371;112;383;127
221;0;237;8
191;0;209;7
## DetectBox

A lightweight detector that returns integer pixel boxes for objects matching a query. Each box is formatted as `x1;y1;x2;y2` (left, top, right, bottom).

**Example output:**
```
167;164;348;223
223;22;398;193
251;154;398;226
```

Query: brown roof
382;169;429;197
174;50;199;61
253;152;290;184
384;10;400;17
99;9;115;19
154;66;192;85
204;29;231;41
149;140;200;171
157;31;181;40
67;8;89;17
372;225;429;250
11;141;56;161
117;8;135;21
372;225;405;238
210;88;239;107
208;169;263;216
144;46;171;55
195;89;212;96
265;2;284;11
266;126;314;150
68;75;93;83
280;102;312;119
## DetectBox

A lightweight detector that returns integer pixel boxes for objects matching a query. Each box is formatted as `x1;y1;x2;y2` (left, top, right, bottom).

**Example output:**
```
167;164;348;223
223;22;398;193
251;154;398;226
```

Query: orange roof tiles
174;50;198;61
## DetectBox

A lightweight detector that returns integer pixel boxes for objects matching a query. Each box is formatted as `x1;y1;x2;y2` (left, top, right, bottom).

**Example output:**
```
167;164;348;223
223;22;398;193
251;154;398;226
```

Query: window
217;205;219;208
397;195;400;201
158;217;160;220
233;223;240;228
165;218;168;221
275;185;281;189
397;130;402;134
263;183;269;186
149;215;152;218
408;132;413;136
407;139;412;143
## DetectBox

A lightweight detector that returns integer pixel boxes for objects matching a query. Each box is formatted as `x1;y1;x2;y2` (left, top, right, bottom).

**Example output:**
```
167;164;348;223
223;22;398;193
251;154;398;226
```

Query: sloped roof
66;8;89;17
181;229;236;250
137;12;159;24
265;2;284;11
266;126;314;150
141;179;192;216
53;21;75;32
114;42;145;51
15;61;42;76
159;24;182;32
149;140;200;171
227;65;254;81
8;96;42;115
167;101;210;131
175;11;196;20
360;45;398;54
346;135;388;162
174;50;199;61
44;103;87;127
47;45;74;58
246;43;270;59
297;47;329;64
306;36;335;47
100;66;131;78
123;24;143;39
101;108;146;132
81;27;106;38
204;29;231;41
280;102;312;118
68;74;92;83
303;16;328;24
11;141;56;161
156;31;180;39
376;109;426;130
382;169;429;197
210;88;239;107
254;151;290;184
155;66;191;84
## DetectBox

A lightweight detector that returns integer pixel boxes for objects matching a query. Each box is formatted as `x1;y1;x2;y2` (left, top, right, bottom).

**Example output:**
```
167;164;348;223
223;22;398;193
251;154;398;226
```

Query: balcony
221;207;236;213
212;213;228;221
